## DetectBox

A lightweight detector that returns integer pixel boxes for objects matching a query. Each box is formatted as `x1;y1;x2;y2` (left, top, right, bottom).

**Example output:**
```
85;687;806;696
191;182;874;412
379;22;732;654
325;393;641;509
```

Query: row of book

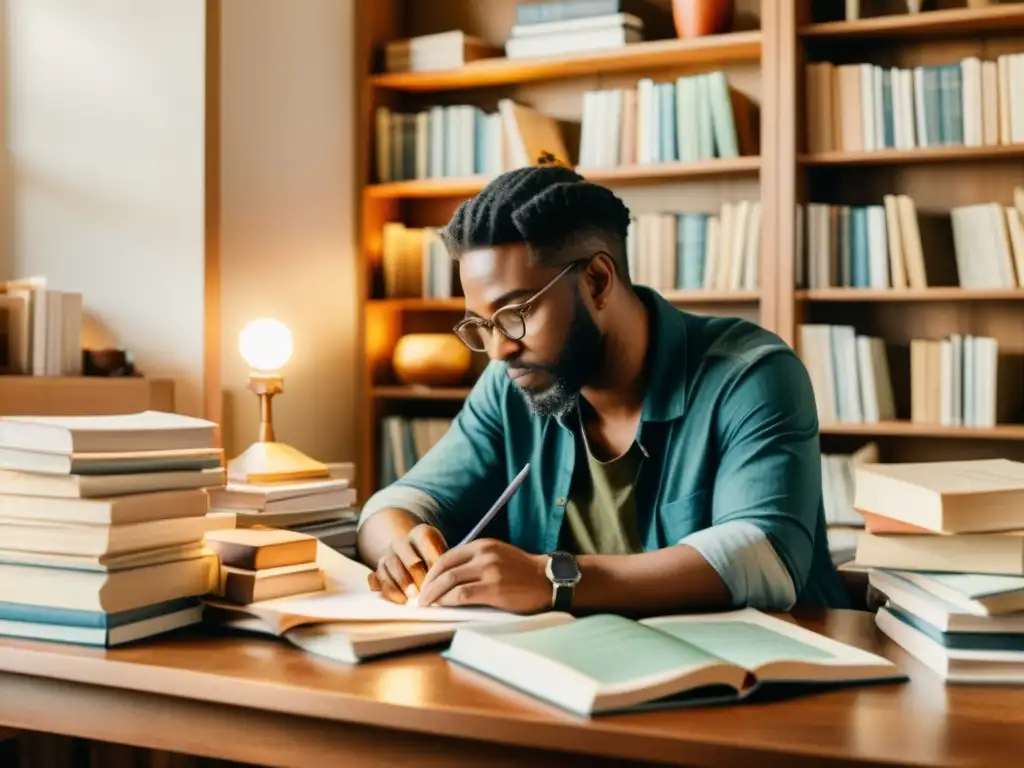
834;0;928;21
577;71;758;168
372;73;757;184
806;52;1024;154
799;189;1024;291
854;457;1024;683
380;223;452;300
627;202;760;293
800;323;1006;429
910;335;1000;429
0;276;83;376
799;324;895;426
823;443;882;565
374;99;564;184
823;443;877;530
380;416;452;486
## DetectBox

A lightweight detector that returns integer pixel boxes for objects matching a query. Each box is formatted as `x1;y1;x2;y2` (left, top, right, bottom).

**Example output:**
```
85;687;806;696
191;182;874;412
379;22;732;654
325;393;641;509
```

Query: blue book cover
0;597;200;629
659;82;677;163
850;207;870;288
881;69;895;149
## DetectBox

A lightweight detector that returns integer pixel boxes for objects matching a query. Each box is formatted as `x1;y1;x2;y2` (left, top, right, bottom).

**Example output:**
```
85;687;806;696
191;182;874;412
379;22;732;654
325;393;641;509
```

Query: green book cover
444;607;906;716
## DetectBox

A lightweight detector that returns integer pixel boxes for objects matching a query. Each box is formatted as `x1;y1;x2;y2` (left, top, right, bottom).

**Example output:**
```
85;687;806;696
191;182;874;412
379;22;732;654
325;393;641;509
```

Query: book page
487;614;723;687
644;608;893;671
649;618;835;670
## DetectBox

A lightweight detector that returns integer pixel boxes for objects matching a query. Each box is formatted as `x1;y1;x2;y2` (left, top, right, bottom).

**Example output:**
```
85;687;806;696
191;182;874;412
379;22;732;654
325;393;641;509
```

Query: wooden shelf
366;157;761;199
801;5;1024;39
820;421;1024;440
800;144;1024;166
369;32;762;92
368;298;465;311
0;376;174;416
797;288;1024;302
579;157;761;183
372;386;472;401
365;176;489;199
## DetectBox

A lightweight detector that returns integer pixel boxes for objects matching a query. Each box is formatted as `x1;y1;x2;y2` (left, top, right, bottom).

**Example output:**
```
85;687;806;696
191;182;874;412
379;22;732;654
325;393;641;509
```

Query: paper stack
206;468;359;559
205;527;325;604
0;410;224;646
852;457;1024;682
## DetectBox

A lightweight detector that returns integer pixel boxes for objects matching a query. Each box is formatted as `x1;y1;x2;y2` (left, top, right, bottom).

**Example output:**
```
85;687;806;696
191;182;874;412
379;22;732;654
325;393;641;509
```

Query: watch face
550;553;578;581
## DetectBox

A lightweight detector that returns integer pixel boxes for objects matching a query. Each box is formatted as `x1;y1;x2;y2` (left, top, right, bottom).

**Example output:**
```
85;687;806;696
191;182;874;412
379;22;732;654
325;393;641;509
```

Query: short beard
513;295;604;419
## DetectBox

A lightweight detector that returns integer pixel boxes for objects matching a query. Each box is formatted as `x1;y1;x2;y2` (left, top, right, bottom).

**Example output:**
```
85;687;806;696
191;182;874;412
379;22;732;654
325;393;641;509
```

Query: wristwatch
544;551;581;611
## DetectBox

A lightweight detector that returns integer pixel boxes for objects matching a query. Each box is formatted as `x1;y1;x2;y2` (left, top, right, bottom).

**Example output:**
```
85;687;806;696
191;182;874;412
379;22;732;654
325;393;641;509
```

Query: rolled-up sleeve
681;349;821;610
358;361;508;545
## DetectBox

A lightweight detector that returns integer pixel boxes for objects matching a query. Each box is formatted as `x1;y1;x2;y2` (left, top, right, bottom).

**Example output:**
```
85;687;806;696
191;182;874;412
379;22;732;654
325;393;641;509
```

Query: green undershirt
562;412;643;556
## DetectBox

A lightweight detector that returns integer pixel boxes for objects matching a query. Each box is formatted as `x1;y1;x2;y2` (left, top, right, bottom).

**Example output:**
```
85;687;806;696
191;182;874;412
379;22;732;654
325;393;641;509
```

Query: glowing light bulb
239;318;293;372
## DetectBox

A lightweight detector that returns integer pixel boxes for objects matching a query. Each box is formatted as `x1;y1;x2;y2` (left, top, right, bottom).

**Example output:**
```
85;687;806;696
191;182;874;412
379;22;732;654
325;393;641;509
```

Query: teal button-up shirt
360;287;850;610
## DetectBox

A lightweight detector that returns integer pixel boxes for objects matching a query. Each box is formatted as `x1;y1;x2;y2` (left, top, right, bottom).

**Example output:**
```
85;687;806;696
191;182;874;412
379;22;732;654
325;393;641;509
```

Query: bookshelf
780;0;1024;475
354;0;1024;501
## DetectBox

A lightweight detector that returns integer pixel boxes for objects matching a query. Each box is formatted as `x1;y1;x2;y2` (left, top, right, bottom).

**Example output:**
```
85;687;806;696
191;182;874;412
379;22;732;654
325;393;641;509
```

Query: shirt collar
554;286;690;430
635;285;690;423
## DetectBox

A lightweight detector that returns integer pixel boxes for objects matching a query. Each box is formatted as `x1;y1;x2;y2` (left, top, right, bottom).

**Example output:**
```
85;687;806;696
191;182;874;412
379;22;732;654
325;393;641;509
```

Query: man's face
458;243;605;417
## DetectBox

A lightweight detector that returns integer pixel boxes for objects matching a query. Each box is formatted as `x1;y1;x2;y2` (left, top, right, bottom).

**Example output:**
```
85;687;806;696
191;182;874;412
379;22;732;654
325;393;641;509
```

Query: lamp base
227;441;330;484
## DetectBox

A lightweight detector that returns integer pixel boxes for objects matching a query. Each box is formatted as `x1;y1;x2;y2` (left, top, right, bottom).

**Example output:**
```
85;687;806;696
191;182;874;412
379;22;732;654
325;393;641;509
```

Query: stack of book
206;528;324;604
851;458;1024;682
505;2;660;59
206;471;359;560
383;30;500;74
0;410;224;646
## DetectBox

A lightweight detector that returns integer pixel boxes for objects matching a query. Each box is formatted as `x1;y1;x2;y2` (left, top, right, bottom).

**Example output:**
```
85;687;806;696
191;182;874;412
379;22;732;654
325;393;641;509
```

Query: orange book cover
856;509;935;535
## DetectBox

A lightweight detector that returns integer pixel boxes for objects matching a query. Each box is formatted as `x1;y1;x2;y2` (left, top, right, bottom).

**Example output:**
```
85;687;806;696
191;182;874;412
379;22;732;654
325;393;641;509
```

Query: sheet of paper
258;591;519;624
316;541;374;593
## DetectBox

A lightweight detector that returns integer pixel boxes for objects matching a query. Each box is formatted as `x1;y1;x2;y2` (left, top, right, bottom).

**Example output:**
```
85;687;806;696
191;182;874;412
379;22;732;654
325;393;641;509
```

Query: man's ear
584;254;616;310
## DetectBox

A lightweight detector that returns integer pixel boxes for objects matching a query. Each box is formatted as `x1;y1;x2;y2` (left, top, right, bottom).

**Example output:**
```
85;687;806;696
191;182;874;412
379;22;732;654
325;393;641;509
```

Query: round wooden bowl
392;333;472;387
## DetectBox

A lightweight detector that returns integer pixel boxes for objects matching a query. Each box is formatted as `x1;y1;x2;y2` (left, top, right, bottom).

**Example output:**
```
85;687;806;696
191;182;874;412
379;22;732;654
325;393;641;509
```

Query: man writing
357;164;849;617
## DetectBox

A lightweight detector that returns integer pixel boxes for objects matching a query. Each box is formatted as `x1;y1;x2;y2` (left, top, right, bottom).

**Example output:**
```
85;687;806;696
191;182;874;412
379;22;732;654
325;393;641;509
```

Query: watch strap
552;582;574;612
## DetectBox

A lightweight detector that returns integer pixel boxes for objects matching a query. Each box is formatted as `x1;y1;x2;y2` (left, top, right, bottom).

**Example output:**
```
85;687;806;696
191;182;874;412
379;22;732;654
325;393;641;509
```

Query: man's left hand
415;539;550;614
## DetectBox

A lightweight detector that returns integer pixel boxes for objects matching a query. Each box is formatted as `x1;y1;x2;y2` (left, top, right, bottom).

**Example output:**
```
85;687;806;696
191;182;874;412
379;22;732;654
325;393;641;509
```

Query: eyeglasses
452;262;579;353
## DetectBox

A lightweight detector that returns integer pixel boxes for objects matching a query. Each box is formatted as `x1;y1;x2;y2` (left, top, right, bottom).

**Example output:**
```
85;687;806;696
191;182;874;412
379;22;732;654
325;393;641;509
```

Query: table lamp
226;317;330;484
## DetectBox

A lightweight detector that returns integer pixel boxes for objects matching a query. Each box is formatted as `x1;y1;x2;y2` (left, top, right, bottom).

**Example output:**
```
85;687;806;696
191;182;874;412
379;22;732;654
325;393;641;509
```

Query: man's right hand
367;523;448;604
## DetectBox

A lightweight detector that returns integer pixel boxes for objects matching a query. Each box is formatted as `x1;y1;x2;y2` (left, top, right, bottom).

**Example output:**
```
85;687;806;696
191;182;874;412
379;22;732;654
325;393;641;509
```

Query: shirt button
556;497;566;506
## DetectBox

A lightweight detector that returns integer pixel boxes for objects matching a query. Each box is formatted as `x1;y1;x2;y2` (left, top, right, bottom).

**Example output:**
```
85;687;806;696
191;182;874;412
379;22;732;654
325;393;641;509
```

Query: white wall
218;0;358;463
3;0;207;416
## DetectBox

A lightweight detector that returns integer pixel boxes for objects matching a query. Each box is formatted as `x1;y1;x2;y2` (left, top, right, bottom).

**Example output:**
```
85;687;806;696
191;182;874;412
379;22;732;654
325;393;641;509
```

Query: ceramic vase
672;0;734;38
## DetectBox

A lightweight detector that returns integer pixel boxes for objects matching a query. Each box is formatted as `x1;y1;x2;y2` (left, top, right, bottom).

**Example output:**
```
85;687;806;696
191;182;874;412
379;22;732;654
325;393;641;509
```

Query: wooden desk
0;609;1022;767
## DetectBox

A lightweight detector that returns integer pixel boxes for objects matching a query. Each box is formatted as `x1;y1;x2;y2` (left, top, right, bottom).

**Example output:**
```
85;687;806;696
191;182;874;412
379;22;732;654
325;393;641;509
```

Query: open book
444;608;906;716
205;544;524;663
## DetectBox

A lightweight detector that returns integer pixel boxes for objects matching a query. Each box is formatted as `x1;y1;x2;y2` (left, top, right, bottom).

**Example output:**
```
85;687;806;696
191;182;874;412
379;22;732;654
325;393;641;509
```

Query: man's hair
439;165;633;282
